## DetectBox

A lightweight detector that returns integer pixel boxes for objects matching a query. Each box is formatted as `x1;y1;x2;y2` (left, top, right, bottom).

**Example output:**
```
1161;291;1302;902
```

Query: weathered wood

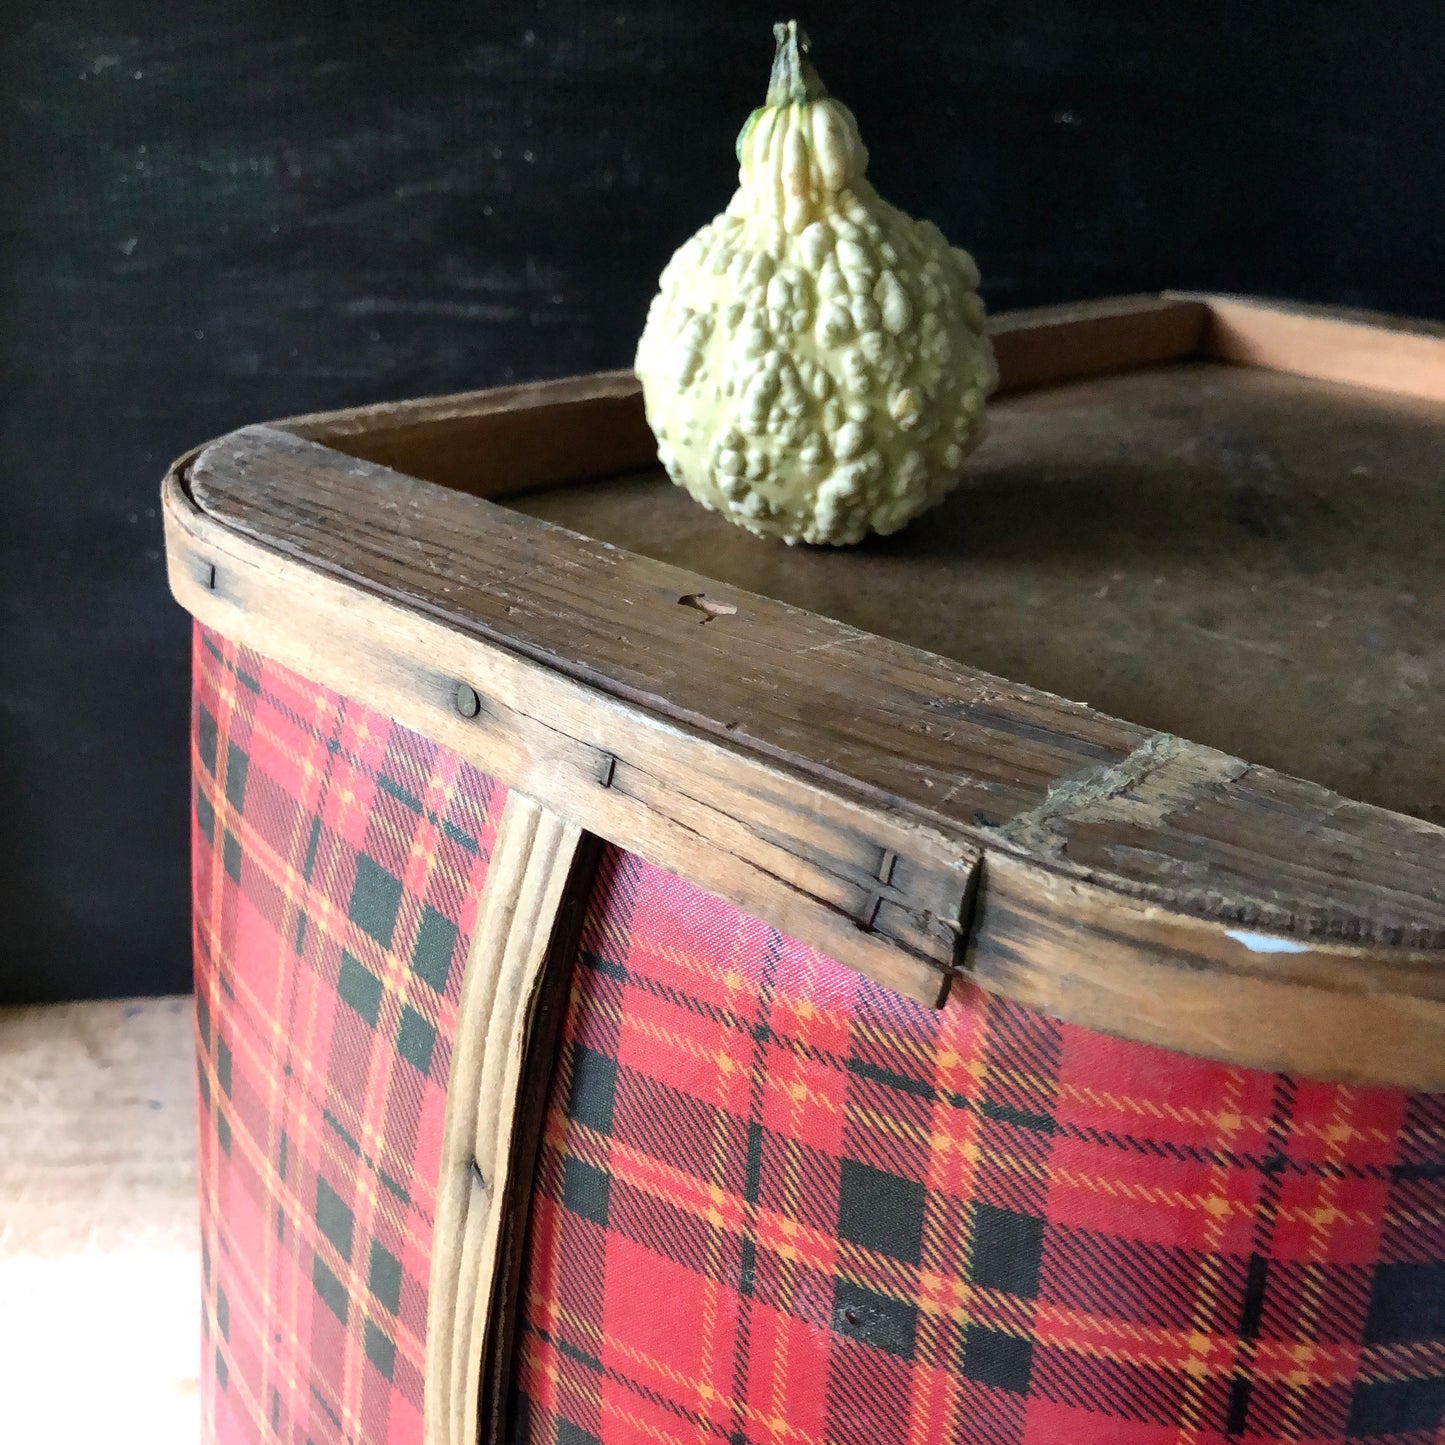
283;371;653;502
165;467;971;1007
971;853;1445;1084
1186;292;1445;402
162;295;1445;1085
425;796;598;1445
988;293;1207;392
472;884;589;1445
164;456;1445;1084
277;296;1209;500
182;424;1445;945
515;359;1445;822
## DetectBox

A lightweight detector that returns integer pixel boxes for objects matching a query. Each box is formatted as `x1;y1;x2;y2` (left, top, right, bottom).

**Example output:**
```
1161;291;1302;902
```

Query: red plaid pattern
191;624;507;1444
513;848;1445;1445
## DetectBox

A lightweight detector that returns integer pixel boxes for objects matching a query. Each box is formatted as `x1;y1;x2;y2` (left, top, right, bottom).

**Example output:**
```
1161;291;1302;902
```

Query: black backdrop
2;1;1441;1002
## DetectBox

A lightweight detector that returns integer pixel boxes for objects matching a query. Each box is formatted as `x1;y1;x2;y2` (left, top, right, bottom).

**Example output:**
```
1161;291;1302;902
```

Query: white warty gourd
634;21;997;546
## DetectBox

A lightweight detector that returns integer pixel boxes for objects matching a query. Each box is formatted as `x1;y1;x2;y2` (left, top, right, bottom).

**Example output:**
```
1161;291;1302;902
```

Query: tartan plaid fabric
512;847;1445;1445
191;623;507;1445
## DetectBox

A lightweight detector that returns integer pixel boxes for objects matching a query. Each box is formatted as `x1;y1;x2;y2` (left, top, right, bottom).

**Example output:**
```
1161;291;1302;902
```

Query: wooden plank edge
1175;291;1445;403
164;293;1445;515
189;420;1445;952
163;466;966;1009
281;372;658;503
989;293;1208;394
280;295;1211;438
972;853;1445;1089
424;795;598;1445
279;369;642;443
257;296;1210;503
473;831;600;1445
163;463;1445;1085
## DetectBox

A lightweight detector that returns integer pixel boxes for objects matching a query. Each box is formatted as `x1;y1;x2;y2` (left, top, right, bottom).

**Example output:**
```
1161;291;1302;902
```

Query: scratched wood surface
162;296;1445;1083
183;415;1445;951
517;359;1445;824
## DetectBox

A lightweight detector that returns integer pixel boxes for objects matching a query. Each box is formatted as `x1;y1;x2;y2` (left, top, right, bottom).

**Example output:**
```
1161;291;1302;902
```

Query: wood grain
514;360;1445;823
971;853;1445;1085
1186;293;1445;402
164;457;1445;1083
278;297;1210;500
161;296;1445;1085
182;424;1445;948
425;795;598;1445
165;470;967;1006
283;372;654;502
988;294;1207;392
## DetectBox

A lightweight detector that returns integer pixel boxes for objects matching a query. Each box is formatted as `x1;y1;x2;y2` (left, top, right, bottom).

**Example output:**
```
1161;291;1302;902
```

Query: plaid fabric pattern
191;623;507;1445
513;848;1445;1445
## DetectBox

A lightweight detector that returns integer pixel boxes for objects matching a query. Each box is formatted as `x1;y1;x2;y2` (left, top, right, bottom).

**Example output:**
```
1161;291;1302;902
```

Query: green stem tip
766;20;828;106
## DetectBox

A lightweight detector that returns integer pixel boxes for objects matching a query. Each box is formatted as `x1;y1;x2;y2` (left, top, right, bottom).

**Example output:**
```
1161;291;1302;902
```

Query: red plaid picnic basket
193;627;1445;1445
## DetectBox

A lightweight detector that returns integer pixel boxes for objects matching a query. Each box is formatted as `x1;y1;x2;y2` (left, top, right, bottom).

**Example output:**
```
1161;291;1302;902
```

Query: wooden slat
182;425;1445;944
283;371;654;502
162;424;1445;1085
988;293;1207;393
1184;292;1445;402
160;296;1445;1083
971;853;1445;1085
511;358;1445;824
274;296;1208;500
165;466;972;1007
425;794;598;1445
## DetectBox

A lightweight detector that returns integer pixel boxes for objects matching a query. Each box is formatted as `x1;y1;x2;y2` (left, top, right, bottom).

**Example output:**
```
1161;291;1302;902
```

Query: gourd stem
766;20;827;106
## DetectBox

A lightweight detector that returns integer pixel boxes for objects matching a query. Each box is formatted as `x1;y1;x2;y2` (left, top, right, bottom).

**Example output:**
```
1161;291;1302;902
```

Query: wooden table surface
0;996;198;1443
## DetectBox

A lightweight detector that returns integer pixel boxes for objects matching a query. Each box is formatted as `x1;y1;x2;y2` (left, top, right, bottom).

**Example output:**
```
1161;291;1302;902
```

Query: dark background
2;1;1441;1002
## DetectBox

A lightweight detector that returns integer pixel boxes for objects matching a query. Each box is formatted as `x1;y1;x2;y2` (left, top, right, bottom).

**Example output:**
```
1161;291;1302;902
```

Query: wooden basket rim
162;292;1445;1086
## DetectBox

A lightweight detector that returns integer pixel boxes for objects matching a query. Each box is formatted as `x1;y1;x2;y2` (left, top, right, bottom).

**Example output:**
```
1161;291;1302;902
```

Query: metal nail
455;681;481;719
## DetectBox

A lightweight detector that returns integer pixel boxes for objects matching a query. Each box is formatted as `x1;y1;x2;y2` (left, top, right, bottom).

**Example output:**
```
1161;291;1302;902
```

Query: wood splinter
677;592;738;621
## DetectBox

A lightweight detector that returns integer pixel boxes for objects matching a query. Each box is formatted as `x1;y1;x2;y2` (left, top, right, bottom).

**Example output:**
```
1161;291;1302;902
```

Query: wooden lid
162;295;1445;1087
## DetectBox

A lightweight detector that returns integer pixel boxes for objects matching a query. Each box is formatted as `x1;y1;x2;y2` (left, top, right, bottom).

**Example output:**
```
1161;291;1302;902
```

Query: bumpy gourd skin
634;23;997;546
